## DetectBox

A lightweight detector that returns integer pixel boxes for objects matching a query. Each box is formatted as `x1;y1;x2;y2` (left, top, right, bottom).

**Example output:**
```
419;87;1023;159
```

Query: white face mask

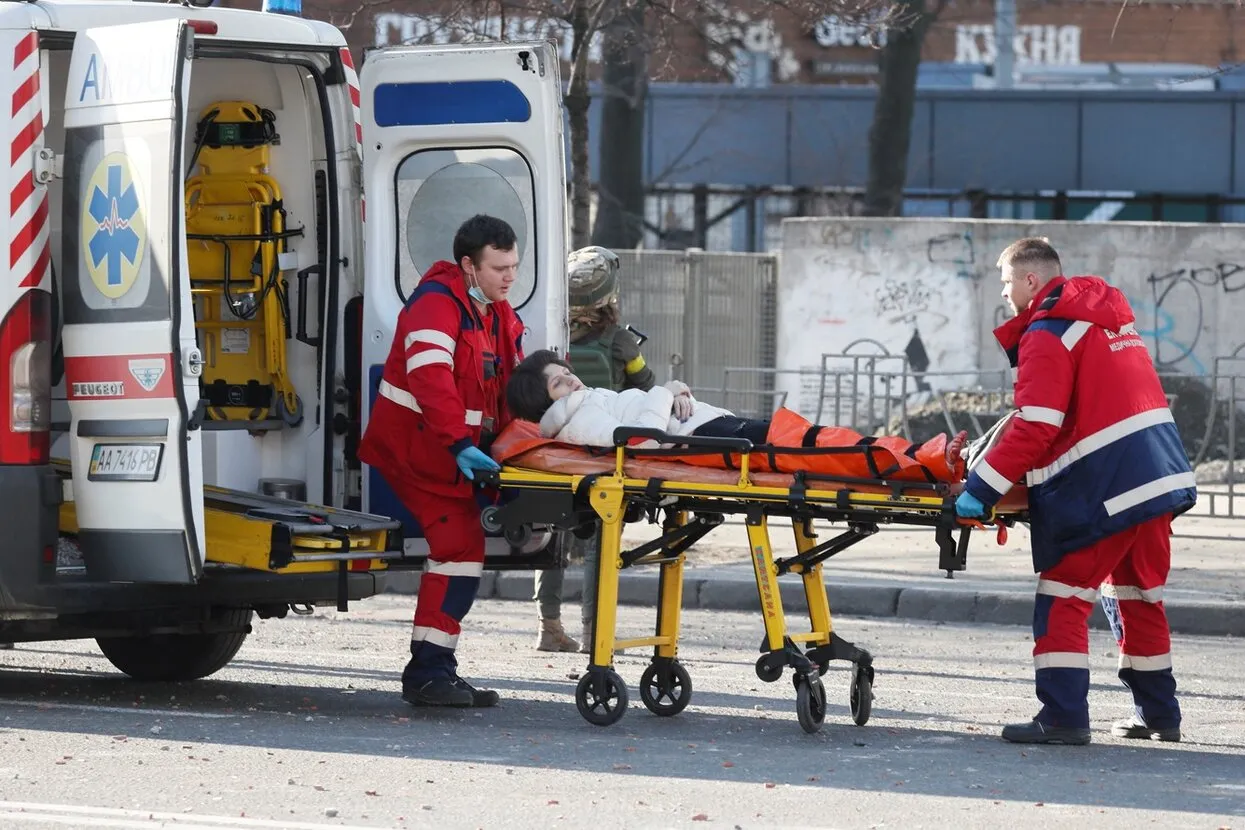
466;268;492;306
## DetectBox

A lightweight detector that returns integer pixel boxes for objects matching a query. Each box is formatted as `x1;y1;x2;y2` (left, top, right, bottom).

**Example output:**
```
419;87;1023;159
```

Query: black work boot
402;677;473;708
1111;716;1181;742
1001;719;1091;745
451;675;500;707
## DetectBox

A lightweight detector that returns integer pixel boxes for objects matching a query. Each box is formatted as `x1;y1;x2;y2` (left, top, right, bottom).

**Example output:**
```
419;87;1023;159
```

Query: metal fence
616;249;777;415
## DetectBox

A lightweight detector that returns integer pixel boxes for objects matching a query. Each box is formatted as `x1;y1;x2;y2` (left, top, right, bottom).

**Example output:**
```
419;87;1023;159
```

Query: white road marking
0;802;379;829
0;700;238;719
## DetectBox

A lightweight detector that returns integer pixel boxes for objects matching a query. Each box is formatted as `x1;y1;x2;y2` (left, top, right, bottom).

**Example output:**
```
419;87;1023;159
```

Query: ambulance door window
394;148;537;310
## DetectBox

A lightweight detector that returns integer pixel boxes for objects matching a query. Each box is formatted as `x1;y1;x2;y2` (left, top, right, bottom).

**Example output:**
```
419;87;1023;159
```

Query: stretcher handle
611;426;753;453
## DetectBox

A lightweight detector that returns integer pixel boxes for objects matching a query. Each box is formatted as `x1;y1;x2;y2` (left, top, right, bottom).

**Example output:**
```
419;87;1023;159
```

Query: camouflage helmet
567;246;620;310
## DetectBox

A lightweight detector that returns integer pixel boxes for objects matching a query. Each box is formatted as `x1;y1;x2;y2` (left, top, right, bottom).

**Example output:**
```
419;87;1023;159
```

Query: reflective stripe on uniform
379;379;422;413
1061;320;1092;350
974;459;1014;496
405;328;456;353
425;560;484;578
1027;407;1176;487
1019;406;1065;427
1103;472;1197;517
1118;652;1173;671
1034;651;1090;670
407;349;454;372
1037;579;1099;603
378;379;485;427
625;354;647;375
411;625;459;649
1101;583;1165;603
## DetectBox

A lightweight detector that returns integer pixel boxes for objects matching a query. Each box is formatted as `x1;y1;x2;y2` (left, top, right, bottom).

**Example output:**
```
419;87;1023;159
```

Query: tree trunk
591;3;648;250
566;4;594;249
862;0;931;217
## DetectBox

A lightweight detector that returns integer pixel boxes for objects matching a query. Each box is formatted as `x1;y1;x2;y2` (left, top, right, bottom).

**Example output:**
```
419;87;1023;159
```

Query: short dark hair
507;349;571;423
997;237;1062;274
453;214;517;267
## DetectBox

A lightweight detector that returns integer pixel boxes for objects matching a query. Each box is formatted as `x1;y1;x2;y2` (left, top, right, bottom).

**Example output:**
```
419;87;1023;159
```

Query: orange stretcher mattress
490;419;1031;514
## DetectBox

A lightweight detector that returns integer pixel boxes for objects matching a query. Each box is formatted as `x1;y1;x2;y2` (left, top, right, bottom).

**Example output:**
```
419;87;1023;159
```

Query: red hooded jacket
964;276;1196;572
359;261;525;501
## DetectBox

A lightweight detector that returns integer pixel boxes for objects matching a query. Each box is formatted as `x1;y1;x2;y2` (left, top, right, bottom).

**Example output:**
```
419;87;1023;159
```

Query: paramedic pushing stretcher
955;237;1197;745
359;215;523;708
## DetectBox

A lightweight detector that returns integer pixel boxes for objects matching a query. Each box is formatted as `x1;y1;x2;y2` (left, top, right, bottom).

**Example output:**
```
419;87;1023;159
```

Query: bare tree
338;0;902;247
861;0;945;217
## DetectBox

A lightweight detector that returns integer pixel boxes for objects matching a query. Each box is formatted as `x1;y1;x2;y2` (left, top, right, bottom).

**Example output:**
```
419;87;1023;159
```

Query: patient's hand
664;380;690;397
946;430;968;470
672;395;695;422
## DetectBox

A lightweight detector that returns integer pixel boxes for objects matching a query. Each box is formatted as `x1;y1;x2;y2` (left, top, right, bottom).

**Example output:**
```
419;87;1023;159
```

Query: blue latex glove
955;490;986;519
456;445;500;481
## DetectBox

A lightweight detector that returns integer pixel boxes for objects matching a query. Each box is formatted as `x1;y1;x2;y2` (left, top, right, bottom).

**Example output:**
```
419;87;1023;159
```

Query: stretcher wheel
639;661;692;717
849;664;874;726
754;655;782;683
480;506;503;534
277;394;303;427
795;674;827;735
575;669;628;727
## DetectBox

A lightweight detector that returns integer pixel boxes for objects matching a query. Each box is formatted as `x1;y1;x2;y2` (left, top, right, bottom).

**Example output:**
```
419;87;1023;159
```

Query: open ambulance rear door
60;20;206;584
359;41;568;564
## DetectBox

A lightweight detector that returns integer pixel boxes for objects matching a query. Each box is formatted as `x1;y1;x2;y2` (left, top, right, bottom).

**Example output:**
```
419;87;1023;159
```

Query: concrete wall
777;217;1245;420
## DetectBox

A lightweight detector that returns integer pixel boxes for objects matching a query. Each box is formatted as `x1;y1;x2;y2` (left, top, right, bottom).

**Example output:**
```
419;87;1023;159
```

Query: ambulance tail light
186;20;219;36
0;290;52;465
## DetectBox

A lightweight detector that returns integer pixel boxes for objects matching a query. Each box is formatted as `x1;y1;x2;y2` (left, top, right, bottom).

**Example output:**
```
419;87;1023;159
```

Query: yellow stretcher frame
52;459;405;590
478;427;1020;735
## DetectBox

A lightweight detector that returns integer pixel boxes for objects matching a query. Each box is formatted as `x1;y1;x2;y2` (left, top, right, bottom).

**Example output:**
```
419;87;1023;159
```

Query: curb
380;569;1245;638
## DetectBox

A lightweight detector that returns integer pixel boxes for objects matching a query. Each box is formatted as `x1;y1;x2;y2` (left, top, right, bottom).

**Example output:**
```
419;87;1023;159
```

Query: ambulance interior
47;46;341;508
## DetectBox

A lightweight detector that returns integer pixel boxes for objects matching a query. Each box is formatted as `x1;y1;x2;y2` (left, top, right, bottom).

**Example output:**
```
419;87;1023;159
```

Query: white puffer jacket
538;381;733;447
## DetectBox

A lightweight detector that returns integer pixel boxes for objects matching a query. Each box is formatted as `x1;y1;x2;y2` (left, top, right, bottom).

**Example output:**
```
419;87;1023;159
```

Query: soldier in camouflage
533;246;655;653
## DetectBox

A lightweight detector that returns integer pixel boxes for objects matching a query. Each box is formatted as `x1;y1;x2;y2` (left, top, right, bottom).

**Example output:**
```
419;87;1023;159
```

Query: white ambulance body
0;0;568;679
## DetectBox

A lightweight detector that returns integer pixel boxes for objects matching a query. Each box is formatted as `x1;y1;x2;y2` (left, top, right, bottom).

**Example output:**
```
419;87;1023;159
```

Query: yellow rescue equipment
185;101;304;428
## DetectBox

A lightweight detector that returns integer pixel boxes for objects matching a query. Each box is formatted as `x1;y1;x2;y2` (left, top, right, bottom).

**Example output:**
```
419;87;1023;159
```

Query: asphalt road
0;596;1241;829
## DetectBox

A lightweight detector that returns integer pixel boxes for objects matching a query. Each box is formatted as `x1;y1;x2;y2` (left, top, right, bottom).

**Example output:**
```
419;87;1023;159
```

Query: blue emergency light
262;0;302;15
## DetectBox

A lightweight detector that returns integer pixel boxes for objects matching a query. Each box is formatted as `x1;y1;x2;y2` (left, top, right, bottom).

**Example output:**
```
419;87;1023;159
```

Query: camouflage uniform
534;247;654;653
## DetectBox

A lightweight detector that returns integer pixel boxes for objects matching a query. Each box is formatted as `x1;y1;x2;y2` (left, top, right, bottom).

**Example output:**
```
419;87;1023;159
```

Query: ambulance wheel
96;609;252;682
639;661;692;717
794;673;827;735
277;395;303;428
480;506;503;534
575;669;628;726
849;664;874;726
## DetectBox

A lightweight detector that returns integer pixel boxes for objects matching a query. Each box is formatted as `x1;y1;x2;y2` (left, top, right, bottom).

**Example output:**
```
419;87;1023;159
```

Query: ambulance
0;0;568;679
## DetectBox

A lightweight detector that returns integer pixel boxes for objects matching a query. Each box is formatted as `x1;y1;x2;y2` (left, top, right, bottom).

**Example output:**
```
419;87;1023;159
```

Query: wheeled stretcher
478;421;1028;734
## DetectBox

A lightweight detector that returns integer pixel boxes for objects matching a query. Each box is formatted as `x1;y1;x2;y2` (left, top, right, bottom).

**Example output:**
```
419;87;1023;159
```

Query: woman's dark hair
453;214;518;266
507;349;571;423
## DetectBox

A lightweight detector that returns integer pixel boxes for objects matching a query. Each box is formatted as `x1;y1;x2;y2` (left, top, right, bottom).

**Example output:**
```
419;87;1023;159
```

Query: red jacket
359;261;524;501
965;276;1196;571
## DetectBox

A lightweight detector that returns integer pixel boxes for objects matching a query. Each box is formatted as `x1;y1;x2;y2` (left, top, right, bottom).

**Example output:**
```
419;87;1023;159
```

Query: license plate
88;443;164;482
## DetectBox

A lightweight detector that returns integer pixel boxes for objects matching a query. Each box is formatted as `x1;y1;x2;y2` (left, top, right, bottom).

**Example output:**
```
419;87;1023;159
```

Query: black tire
480;506;503;534
575;670;628;726
639;661;692;717
755;655;782;683
795;674;827;735
850;665;874;726
96;609;252;682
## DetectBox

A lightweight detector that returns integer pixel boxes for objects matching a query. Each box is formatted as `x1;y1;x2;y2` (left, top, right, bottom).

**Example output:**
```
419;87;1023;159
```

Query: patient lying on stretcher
505;350;969;483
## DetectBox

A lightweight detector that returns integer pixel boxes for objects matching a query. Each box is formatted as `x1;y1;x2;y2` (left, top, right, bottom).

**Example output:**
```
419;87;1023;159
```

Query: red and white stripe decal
339;47;362;146
339;46;365;223
64;354;176;401
11;31;49;290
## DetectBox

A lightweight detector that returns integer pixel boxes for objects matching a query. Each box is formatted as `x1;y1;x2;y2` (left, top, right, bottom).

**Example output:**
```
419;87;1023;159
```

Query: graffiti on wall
777;219;1245;424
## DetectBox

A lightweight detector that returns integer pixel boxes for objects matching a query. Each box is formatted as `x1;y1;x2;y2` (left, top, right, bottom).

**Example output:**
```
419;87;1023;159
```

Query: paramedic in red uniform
956;237;1196;745
359;215;525;708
